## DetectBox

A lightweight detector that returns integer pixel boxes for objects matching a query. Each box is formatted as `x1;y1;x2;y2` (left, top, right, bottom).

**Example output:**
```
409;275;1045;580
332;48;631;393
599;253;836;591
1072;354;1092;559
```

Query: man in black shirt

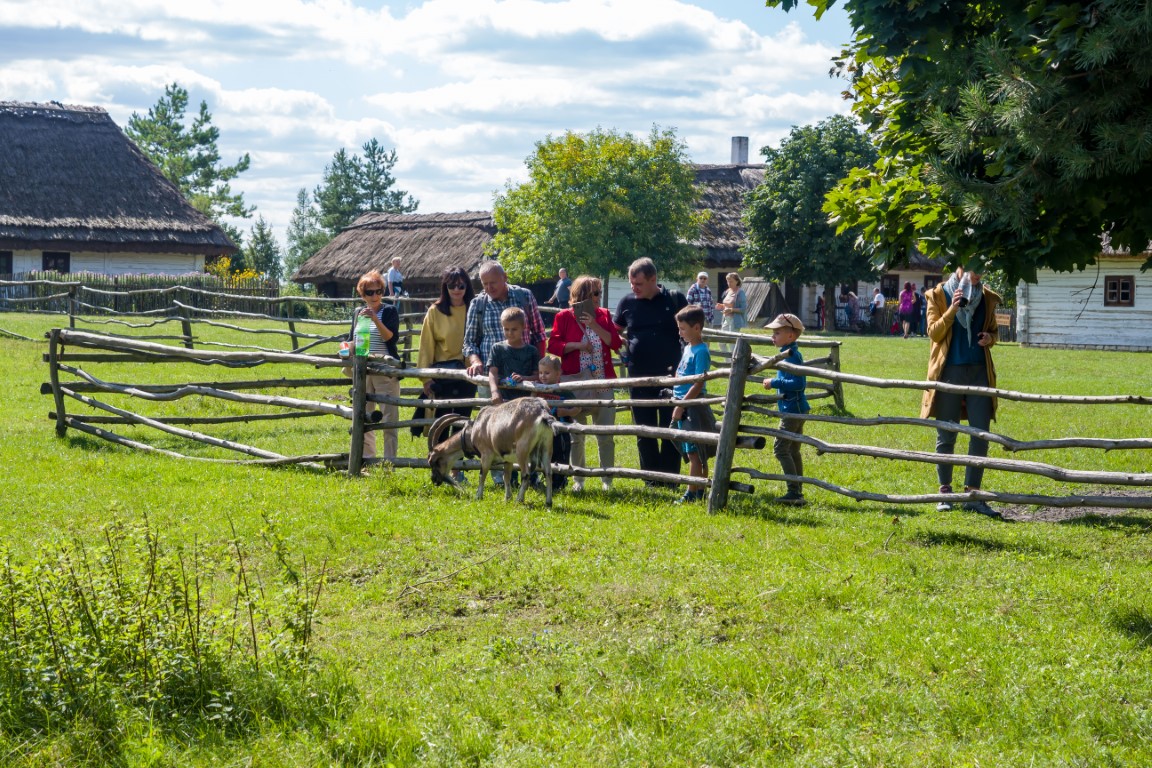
614;257;688;481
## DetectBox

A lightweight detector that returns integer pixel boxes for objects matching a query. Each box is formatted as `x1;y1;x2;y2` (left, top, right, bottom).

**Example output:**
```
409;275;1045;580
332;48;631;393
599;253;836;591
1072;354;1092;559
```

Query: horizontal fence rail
30;305;1151;516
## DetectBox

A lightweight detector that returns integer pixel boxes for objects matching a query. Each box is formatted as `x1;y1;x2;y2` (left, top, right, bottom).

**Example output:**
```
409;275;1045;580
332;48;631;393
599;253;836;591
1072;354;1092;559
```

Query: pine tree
126;83;253;225
245;216;283;281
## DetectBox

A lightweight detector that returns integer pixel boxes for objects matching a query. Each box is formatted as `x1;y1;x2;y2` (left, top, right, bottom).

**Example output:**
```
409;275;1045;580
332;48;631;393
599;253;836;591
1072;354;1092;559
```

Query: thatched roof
292;211;496;285
690;163;765;268
0;101;236;254
292;165;763;287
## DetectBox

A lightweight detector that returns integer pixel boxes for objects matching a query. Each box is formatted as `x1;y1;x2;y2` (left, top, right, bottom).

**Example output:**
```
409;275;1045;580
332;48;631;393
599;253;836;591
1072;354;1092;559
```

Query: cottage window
0;251;11;275
42;251;70;273
1104;275;1134;307
880;275;900;300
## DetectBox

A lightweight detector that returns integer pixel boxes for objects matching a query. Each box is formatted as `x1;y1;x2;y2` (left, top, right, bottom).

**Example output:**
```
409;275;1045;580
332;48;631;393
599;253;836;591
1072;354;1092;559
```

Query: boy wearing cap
764;313;811;506
685;272;715;325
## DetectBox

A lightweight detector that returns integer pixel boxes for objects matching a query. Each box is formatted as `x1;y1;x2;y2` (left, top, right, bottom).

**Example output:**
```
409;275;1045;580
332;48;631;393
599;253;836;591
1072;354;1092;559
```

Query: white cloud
0;0;852;246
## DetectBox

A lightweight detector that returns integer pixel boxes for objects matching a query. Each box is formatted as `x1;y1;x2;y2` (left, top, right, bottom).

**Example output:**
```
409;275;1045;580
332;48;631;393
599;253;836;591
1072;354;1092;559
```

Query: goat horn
428;413;467;451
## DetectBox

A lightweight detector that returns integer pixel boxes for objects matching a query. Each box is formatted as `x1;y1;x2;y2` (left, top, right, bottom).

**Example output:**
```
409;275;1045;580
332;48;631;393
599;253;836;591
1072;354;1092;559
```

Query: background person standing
685;271;715;325
545;268;572;309
716;272;747;352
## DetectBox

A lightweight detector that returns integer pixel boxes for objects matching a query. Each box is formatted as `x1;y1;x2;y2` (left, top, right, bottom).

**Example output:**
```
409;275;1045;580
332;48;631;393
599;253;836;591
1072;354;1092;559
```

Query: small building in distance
292;211;497;298
0;101;236;277
1016;250;1152;351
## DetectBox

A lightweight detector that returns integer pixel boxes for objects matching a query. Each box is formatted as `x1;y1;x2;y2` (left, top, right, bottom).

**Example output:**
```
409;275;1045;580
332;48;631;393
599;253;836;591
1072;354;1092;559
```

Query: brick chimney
730;136;749;164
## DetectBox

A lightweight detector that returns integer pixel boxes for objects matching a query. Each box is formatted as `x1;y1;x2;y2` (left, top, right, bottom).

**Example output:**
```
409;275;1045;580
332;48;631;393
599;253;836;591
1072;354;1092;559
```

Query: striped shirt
351;304;400;358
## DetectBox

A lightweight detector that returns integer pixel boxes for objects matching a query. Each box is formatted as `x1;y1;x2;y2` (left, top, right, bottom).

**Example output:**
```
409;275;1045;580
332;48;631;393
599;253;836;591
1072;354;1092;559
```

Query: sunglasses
362;288;384;296
447;283;467;290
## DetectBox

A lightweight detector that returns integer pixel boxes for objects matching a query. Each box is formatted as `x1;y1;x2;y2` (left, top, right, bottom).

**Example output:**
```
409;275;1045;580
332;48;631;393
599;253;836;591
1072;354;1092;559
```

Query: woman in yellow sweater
417;267;477;481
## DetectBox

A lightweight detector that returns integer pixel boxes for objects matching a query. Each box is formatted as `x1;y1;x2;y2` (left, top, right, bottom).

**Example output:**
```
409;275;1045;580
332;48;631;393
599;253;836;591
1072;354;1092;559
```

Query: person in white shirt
385;257;404;297
869;287;886;331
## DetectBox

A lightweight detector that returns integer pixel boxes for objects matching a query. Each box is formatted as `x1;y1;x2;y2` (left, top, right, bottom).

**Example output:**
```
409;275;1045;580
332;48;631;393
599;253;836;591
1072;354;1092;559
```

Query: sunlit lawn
1;311;1150;766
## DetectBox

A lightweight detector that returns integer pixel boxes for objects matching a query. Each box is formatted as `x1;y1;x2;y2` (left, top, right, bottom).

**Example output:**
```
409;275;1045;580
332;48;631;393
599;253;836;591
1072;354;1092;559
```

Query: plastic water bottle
354;315;372;356
338;340;351;358
958;273;972;307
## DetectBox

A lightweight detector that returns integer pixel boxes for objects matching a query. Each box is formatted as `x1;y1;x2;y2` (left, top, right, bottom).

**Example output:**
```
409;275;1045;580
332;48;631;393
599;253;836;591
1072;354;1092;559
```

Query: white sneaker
571;479;584;492
601;480;613;492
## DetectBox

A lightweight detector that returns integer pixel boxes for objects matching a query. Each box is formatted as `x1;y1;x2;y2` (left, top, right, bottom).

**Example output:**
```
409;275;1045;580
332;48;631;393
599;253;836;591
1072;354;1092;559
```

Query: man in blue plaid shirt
464;260;547;377
686;271;715;325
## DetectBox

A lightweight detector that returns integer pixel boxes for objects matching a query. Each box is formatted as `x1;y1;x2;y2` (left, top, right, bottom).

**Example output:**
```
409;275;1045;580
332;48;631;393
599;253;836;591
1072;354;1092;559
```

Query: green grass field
1;312;1151;766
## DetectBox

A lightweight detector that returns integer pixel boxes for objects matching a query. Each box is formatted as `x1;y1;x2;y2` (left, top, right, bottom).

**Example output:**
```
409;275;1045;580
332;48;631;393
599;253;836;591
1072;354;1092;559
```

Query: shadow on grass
909;531;1014;553
828;501;927;519
552;502;610;520
720;502;828;527
1059;514;1152;532
67;434;127;453
1109;608;1152;648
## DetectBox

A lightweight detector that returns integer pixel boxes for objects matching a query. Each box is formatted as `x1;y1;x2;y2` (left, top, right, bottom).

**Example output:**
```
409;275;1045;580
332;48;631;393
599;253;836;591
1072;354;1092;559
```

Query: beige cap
765;313;804;332
697;271;709;279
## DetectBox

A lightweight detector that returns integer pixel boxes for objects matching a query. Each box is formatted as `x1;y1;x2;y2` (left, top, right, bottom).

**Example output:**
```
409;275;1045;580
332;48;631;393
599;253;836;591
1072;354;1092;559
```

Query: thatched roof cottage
0;101;236;277
292;211;497;297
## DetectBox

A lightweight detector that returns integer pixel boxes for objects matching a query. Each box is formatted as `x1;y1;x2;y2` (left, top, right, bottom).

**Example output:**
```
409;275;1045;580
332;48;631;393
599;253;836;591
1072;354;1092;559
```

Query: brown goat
427;397;557;507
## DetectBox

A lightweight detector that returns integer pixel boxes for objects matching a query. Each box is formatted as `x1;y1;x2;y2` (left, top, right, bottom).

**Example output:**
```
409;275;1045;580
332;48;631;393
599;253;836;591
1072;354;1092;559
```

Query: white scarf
944;273;983;343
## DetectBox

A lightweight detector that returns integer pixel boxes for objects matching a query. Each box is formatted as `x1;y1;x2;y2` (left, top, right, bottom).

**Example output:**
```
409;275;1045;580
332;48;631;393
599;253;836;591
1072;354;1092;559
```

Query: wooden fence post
829;342;845;411
48;328;68;437
400;297;414;364
177;290;194;350
708;337;752;514
286;298;299;351
348;354;368;476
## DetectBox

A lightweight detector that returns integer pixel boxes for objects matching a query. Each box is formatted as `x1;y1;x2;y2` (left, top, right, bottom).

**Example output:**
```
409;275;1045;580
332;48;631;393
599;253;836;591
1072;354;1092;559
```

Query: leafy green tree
742;115;881;309
768;0;1152;283
285;188;330;278
489;126;704;283
126;83;253;224
244;216;283;281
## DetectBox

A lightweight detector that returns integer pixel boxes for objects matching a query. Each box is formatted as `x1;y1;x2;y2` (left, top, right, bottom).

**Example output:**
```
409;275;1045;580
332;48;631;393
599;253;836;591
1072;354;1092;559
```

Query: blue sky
0;0;854;248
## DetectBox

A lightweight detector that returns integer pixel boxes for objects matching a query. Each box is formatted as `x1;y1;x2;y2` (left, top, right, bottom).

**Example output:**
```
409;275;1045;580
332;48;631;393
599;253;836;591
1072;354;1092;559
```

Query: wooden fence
39;326;840;511
38;321;1152;515
2;278;423;361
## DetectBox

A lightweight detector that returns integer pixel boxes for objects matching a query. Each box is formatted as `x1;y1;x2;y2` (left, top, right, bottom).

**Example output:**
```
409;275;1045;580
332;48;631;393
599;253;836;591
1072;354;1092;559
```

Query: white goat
427;397;557;507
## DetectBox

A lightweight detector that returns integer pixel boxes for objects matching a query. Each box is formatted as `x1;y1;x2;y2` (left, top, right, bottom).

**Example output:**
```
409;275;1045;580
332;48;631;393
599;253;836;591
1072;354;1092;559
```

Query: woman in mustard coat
921;267;1003;519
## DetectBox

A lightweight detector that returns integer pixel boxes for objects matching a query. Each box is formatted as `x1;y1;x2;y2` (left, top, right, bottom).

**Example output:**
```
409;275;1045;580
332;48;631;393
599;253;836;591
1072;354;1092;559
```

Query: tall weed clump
0;515;351;740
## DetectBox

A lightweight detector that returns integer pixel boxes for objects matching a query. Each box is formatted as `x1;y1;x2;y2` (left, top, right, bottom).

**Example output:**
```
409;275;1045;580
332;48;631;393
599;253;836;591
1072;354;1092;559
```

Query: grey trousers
934;364;993;489
774;415;805;495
